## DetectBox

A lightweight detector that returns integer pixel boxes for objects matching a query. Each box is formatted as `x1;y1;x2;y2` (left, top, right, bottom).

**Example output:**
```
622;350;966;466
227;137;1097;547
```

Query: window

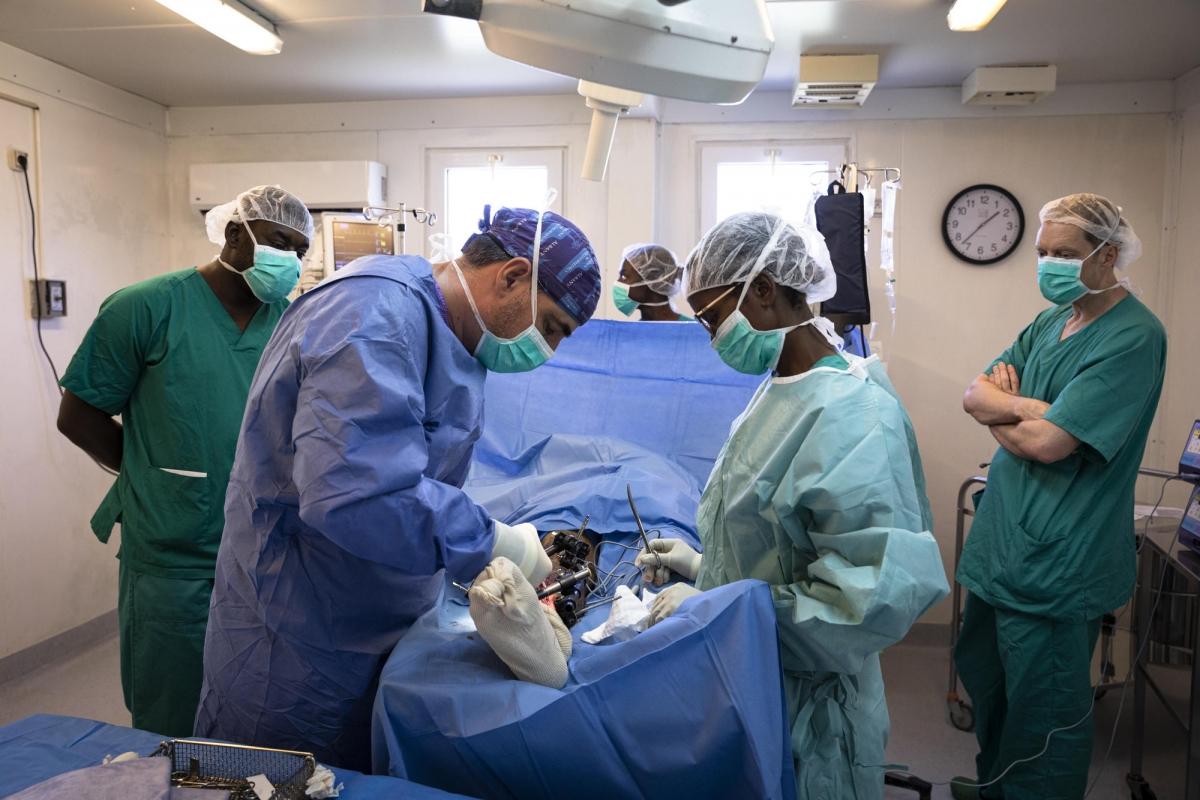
699;141;848;235
425;148;565;258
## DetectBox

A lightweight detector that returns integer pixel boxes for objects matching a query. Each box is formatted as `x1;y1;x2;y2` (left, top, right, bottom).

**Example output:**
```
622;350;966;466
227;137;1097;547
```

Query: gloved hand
469;557;573;688
491;520;553;585
648;584;702;627
636;538;703;586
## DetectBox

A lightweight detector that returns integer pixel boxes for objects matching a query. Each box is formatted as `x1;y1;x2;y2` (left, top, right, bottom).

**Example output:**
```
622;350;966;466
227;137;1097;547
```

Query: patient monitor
323;214;398;273
1173;420;1200;555
1180;419;1200;480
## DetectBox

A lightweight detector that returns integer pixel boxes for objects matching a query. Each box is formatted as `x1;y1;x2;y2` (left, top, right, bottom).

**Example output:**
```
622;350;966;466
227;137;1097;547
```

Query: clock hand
962;211;1000;245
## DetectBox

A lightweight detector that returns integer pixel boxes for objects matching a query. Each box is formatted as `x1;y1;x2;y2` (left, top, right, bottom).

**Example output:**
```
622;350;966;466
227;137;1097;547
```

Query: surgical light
155;0;283;55
423;0;774;181
947;0;1008;31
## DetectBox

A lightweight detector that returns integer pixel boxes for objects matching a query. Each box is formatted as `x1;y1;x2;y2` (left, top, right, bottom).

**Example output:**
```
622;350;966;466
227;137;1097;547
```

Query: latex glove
636;538;703;586
469;557;573;688
491;520;553;585
648;584;702;626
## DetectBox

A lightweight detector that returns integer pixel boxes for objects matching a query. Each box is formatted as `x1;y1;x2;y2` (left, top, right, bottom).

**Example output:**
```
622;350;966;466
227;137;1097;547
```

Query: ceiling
0;0;1198;108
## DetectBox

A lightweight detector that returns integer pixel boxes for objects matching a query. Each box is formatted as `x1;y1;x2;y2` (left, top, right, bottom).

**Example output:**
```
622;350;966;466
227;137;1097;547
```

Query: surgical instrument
536;568;593;601
626;484;661;570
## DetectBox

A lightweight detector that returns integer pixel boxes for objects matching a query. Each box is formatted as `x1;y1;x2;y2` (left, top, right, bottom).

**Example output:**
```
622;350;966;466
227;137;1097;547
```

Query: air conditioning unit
962;65;1056;106
188;161;387;212
793;54;878;108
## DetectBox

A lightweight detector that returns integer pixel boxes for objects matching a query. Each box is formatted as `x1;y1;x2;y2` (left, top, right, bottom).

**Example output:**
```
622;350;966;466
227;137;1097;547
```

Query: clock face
943;184;1024;265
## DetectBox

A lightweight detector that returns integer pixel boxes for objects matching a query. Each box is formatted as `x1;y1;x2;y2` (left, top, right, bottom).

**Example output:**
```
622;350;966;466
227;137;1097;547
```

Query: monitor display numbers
332;222;395;271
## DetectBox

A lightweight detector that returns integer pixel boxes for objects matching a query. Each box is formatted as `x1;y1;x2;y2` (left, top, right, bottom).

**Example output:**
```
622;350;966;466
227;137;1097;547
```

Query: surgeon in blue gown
195;206;602;770
639;212;949;799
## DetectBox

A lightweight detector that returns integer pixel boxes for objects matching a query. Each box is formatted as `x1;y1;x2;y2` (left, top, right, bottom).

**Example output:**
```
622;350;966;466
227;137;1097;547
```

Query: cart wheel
1127;772;1158;800
948;700;975;732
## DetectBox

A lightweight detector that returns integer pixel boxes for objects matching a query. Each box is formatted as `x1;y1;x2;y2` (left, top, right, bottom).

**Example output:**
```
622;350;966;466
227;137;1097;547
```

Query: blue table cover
0;715;471;799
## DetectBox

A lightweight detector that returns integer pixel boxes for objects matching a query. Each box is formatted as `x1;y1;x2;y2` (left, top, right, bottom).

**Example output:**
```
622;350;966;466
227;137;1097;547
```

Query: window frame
697;139;850;236
424;147;566;259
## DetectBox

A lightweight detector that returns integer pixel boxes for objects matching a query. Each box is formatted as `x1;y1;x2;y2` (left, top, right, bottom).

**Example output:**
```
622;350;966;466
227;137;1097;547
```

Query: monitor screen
329;220;395;271
1182;485;1200;540
1181;419;1200;478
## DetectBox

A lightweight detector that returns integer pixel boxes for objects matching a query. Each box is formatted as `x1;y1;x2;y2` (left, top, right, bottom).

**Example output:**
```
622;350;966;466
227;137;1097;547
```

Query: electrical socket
6;147;28;171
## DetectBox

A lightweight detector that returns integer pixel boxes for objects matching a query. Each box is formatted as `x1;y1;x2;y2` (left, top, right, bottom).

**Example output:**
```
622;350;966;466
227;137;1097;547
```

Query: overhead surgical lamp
424;0;774;181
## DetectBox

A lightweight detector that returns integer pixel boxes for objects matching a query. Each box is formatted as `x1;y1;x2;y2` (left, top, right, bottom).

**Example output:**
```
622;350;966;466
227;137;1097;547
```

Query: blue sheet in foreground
372;580;796;800
0;715;470;799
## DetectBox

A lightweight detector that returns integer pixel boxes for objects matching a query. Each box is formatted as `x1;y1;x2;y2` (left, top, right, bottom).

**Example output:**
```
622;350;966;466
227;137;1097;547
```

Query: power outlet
6;147;28;171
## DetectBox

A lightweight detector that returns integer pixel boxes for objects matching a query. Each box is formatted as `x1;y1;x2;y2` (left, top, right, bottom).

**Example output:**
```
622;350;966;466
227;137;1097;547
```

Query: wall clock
943;184;1024;265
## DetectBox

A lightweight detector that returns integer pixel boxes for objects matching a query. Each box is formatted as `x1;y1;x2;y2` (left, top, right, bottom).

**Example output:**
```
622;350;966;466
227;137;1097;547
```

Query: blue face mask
452;209;555;373
221;221;302;304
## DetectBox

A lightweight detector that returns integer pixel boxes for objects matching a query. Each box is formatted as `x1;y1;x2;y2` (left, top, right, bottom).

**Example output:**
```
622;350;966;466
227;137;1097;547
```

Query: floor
0;633;1186;799
880;639;1185;800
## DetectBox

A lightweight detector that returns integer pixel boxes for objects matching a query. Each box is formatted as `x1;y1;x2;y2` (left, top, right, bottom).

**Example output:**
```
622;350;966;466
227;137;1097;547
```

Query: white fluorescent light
155;0;282;55
947;0;1008;31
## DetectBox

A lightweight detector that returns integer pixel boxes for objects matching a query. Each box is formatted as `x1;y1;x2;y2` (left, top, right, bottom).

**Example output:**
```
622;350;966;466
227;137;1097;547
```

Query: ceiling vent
962;65;1057;106
793;54;879;108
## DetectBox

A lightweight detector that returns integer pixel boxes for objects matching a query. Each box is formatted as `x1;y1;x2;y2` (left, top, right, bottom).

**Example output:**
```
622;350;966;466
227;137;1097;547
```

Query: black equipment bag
814;182;871;325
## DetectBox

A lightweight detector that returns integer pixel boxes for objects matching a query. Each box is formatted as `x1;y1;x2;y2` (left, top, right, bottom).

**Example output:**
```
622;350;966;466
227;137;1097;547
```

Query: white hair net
685;212;836;304
1039;193;1142;270
621;243;682;296
205;184;314;246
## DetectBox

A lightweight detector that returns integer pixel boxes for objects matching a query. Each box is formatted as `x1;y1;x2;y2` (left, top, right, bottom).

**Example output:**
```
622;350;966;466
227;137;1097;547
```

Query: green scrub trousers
956;296;1167;799
61;268;284;736
118;564;215;734
955;593;1101;799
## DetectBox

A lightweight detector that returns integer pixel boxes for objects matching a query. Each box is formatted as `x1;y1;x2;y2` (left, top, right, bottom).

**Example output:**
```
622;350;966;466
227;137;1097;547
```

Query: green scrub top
61;268;286;578
958;296;1167;622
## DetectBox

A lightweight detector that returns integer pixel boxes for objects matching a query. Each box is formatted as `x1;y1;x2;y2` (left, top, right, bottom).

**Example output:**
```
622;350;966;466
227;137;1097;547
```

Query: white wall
165;89;1185;628
166;97;658;321
0;45;169;658
1155;69;1200;511
659;113;1173;623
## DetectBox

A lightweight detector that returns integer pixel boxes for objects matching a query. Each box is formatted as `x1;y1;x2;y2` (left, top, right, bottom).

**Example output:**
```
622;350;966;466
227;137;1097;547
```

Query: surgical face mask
220;221;302;304
1036;256;1128;305
612;282;670;317
451;212;555;373
1036;219;1126;305
612;283;639;316
709;283;842;375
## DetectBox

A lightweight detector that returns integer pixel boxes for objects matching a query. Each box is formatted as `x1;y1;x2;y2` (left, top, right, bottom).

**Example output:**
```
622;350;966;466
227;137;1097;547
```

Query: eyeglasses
691;284;739;334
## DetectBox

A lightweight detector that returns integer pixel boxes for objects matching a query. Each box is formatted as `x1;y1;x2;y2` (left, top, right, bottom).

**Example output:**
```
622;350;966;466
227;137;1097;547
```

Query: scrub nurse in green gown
637;212;949;799
955;193;1167;800
56;185;312;736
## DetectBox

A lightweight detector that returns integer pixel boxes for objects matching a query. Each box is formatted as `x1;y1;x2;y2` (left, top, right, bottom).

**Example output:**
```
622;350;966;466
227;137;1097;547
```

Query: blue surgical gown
195;256;494;771
696;355;949;799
